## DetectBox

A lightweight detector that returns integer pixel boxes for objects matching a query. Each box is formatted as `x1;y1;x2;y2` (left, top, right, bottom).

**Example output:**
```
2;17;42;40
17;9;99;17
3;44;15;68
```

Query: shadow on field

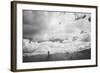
23;49;91;62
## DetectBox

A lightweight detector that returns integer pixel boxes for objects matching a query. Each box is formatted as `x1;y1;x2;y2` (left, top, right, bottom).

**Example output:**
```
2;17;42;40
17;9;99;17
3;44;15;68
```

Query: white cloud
23;10;91;41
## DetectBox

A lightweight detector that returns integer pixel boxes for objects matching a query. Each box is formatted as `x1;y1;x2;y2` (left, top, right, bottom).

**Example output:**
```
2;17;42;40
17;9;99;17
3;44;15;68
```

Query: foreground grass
23;49;91;62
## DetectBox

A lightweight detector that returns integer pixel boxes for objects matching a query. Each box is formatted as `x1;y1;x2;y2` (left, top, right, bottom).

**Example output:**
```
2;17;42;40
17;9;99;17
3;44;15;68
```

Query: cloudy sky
23;10;91;41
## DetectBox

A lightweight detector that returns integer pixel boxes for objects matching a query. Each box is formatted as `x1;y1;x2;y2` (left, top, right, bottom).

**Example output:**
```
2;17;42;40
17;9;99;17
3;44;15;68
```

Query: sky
23;10;91;41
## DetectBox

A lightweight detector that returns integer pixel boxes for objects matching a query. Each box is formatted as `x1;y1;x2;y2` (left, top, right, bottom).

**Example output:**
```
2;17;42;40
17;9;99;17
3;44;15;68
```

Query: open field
23;49;91;62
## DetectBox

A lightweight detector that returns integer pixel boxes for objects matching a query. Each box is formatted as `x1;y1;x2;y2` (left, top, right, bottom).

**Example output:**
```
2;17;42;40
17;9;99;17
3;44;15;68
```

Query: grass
23;49;91;62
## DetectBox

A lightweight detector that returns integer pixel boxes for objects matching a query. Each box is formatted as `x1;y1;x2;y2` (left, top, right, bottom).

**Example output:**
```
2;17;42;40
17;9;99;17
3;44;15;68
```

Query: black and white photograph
11;1;97;71
23;10;91;62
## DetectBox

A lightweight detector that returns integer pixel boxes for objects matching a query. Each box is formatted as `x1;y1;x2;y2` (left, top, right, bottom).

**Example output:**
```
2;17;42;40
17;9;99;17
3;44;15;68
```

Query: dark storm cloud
23;10;50;38
23;10;91;41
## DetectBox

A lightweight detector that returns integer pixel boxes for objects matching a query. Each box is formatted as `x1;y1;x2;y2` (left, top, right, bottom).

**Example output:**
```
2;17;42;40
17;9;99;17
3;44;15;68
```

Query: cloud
23;10;91;41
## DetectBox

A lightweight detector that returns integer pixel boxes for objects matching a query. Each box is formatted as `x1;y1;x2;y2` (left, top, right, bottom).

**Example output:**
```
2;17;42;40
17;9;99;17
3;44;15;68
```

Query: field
23;49;90;62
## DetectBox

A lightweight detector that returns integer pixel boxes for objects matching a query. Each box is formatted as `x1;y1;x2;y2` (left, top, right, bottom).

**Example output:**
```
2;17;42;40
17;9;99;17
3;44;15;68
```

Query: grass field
23;49;91;62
